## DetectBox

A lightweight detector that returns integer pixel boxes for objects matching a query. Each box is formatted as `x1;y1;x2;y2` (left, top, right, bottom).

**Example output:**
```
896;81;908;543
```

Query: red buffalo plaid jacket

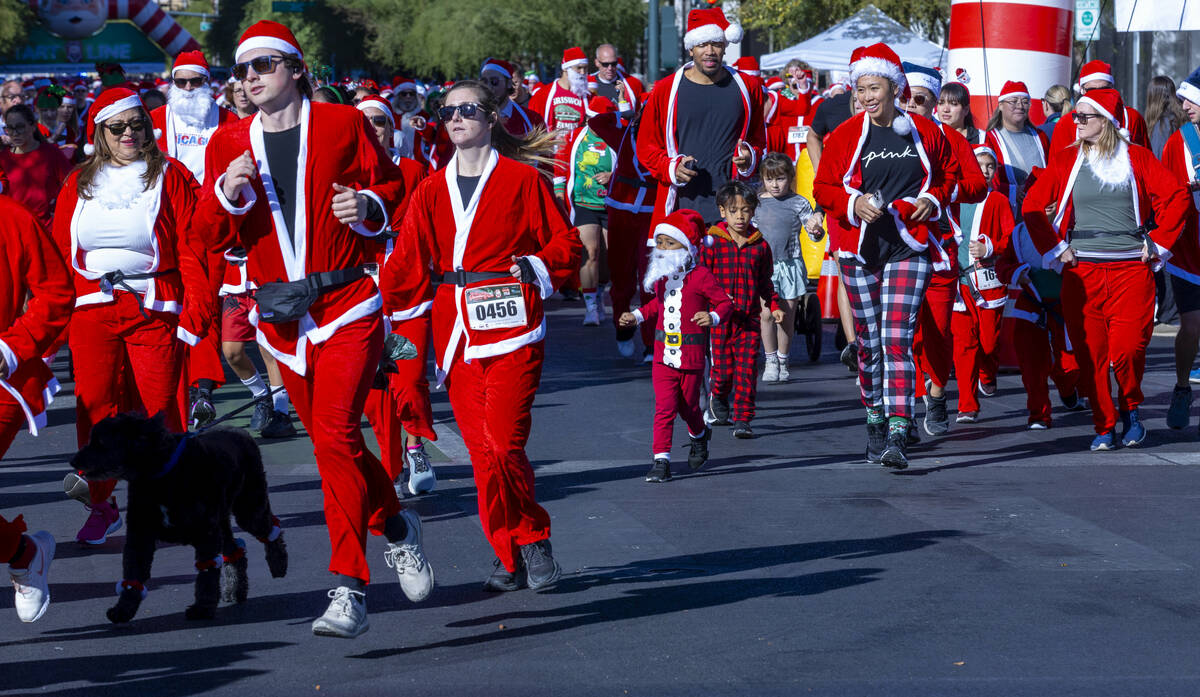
699;222;778;326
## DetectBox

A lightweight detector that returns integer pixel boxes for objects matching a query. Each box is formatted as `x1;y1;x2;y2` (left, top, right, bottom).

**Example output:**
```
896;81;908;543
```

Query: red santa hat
765;76;784;91
480;58;514;80
648;209;707;256
586;95;617;118
172;50;210;78
684;7;743;50
83;87;147;156
356;95;395;129
973;143;997;161
887;198;931;252
997;80;1030;101
1076;87;1129;137
849;43;912;134
733;56;760;77
561;47;588;71
236;20;303;62
1076;60;1114;91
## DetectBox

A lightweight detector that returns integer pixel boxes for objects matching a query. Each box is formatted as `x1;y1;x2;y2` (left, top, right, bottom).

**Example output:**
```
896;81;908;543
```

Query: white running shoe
762;354;780;383
582;306;600;326
616;338;635;358
311;586;368;638
777;361;790;383
406;446;437;495
11;531;54;623
384;508;434;602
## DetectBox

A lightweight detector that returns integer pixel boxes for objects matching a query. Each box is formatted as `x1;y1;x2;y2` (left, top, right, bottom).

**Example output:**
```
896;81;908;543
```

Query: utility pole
648;0;660;81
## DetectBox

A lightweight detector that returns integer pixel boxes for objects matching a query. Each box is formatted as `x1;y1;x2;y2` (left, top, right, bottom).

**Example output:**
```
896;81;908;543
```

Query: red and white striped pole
947;0;1073;124
109;0;202;57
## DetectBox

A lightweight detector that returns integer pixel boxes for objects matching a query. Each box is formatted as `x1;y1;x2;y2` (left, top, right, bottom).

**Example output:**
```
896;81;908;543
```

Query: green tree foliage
0;0;32;56
206;0;369;71
336;0;646;79
741;0;950;48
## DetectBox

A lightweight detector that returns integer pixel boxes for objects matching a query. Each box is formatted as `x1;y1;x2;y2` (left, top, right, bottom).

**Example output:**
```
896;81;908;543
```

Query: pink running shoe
76;498;122;545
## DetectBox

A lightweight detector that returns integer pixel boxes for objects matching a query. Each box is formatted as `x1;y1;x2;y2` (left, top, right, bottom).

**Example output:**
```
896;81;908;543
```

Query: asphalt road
3;298;1200;697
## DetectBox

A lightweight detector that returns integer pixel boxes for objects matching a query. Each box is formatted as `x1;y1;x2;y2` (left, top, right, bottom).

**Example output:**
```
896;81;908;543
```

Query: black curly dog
71;413;288;623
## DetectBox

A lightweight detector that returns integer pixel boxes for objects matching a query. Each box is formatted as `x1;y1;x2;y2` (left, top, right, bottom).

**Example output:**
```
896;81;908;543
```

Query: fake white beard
567;70;590;100
1083;139;1132;191
167;84;214;128
643;247;693;293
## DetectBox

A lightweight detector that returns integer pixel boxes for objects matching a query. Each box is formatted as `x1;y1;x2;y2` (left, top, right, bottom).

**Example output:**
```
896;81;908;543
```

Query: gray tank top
1071;163;1141;254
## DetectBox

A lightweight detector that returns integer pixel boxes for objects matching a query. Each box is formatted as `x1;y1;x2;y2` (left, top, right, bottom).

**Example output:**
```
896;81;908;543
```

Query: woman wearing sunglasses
984;80;1050;218
52;88;214;546
1023;89;1189;451
194;21;430;640
381;80;578;594
0;104;74;230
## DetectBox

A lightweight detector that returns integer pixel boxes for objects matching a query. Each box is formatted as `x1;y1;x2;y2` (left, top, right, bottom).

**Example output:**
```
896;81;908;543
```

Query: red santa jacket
589;71;645;111
0;195;74;435
381;150;582;384
528;81;589;193
194;99;407;377
587;110;657;216
813;111;958;270
375;153;431;322
633;264;732;370
637;65;767;218
151;102;237;184
984;125;1050;211
1159;127;1200;281
53;159;213;346
954;190;1014;310
765;90;813;162
498;100;546;138
1049;105;1151;156
1021;142;1189;271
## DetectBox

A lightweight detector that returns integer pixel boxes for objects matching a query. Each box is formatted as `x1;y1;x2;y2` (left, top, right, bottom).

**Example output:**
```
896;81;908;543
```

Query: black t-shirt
263;124;302;243
457;174;481;204
674;71;743;222
810;92;853;139
594;79;620;104
857;121;926;267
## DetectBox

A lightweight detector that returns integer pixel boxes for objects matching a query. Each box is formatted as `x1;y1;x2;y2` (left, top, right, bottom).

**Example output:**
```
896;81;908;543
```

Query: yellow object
794;152;825;280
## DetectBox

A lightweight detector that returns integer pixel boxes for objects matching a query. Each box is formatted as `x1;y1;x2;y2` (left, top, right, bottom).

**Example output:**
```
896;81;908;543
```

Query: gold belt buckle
665;332;682;347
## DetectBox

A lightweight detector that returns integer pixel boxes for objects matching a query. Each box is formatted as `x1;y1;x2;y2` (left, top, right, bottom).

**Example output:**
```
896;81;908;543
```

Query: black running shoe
249;399;272;432
732;421;754;439
840;341;859;372
520;540;561;590
261;410;297;438
923;395;949;436
190;389;216;427
705;395;732;426
865;421;887;463
880;422;909;469
483;557;525;592
687;429;710;471
645;459;671;482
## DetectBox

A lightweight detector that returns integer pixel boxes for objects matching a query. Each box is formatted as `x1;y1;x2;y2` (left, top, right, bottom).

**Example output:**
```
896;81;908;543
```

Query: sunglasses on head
174;76;206;89
367;115;391;127
104;120;146;136
909;94;928;106
231;55;287;81
437;102;487;122
598;61;618;68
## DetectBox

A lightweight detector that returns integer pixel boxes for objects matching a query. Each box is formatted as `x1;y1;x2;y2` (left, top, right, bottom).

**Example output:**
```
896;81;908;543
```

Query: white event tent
760;4;947;73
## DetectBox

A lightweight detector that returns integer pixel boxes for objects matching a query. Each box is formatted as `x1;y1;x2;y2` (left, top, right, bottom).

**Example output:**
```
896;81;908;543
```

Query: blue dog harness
154;432;194;479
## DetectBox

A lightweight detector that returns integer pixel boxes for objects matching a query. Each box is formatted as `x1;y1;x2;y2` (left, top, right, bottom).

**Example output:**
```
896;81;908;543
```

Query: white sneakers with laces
11;531;54;623
383;508;434;602
311;586;368;638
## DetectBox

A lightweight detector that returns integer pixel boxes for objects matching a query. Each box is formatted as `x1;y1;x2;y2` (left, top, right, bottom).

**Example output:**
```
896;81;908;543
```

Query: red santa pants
608;208;655;345
278;314;399;584
0;397;27;460
71;295;184;504
1061;261;1154;434
364;316;435;481
444;342;551;573
0;514;26;562
952;299;1003;414
651;362;705;456
1009;317;1080;424
914;270;957;397
710;321;760;423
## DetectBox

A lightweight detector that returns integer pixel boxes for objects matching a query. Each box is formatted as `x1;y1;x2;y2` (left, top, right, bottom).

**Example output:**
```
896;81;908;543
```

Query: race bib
971;265;1002;291
787;126;810;144
465;283;527;331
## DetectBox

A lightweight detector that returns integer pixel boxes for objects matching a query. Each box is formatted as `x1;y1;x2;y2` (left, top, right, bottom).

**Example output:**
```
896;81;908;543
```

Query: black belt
434;270;512;287
615;175;654;189
655;330;706;346
100;269;178;319
307;266;372;290
1069;226;1145;240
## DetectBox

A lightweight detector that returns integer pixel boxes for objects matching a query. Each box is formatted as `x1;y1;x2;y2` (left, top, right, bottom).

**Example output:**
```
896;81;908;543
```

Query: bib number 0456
465;283;528;331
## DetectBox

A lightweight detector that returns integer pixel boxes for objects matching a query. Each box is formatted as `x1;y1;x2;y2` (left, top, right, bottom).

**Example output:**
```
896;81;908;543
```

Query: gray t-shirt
1071;163;1141;254
753;193;812;260
996;128;1044;191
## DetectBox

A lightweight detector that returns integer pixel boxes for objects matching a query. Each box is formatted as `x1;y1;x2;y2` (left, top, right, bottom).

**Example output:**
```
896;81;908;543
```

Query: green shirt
569;128;614;210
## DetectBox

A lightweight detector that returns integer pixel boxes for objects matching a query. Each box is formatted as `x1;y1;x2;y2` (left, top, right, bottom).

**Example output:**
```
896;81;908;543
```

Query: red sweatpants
444;342;551;573
364;316;435;481
71;295;184;504
1009;317;1079;424
278;314;399;584
710;322;760;423
951;300;1003;414
607;208;655;346
651;362;705;456
0;397;26;460
914;271;957;397
0;514;26;562
1061;261;1154;434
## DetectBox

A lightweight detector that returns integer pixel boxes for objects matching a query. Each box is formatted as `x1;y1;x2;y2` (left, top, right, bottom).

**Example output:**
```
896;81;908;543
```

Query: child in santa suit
950;145;1013;422
619;209;732;483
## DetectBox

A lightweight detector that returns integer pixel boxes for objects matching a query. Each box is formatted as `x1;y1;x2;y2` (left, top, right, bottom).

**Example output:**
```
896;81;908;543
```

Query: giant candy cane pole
109;0;202;57
947;0;1073;123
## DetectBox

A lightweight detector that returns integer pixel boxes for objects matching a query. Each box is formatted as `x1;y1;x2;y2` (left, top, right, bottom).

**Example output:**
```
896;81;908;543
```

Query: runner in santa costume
763;68;815;166
565;96;617;327
619;209;732;482
151;50;240;426
193;21;432;639
590;44;644;113
1049;60;1151;155
812;43;958;469
984;80;1050;219
54;88;214;544
1162;68;1200;432
382;80;580;593
480;59;545;138
949;144;1013;422
1022;88;1189;450
387;76;432;162
355;94;438;497
528;47;591;199
0;194;73;459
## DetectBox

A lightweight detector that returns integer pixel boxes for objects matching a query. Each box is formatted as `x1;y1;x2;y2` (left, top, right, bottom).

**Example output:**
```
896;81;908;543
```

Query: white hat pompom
83;143;95;156
725;23;743;44
892;114;912;136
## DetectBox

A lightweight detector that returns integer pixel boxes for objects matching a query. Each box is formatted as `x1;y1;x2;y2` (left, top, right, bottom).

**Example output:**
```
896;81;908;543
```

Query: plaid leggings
710;321;760;422
840;255;931;419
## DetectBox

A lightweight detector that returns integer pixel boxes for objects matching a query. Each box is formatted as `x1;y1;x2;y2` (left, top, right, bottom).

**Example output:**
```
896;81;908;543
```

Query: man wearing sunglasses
194;20;431;640
590;44;643;114
1048;60;1151;156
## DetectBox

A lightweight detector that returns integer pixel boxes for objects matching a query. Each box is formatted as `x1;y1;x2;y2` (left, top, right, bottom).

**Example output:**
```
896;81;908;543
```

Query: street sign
1075;0;1101;41
1;20;168;74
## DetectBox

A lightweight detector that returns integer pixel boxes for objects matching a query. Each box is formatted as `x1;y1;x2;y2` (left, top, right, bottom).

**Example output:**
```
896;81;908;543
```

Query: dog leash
158;386;287;479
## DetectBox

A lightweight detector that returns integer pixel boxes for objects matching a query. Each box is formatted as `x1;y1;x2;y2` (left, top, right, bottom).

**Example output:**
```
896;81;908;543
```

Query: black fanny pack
255;265;373;324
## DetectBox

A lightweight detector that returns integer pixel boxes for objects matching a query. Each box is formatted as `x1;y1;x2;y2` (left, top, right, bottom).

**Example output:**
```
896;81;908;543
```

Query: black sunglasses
437;102;487;122
1072;112;1105;123
232;55;287;81
174;76;206;89
104;120;147;136
367;115;390;127
909;93;928;106
598;61;618;68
